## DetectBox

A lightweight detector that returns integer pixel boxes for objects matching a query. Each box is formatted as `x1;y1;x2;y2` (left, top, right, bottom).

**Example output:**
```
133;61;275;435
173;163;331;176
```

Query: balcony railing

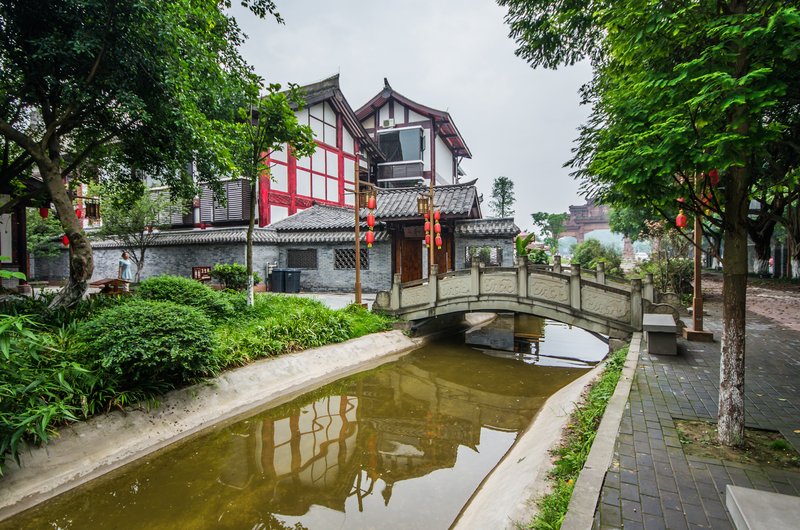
377;161;424;186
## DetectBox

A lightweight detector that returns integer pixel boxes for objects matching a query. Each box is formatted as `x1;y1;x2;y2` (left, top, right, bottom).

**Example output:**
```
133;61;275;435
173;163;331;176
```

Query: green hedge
77;300;220;387
136;275;233;319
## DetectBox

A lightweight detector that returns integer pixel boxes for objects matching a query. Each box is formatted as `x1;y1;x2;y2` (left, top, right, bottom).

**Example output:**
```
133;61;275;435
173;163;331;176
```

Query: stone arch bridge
373;258;660;339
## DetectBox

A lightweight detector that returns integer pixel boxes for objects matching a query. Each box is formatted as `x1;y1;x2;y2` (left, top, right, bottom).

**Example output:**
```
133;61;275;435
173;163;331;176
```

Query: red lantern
61;234;70;246
367;213;375;229
424;221;431;232
677;197;686;204
675;209;688;228
435;235;443;249
367;195;376;210
365;230;375;248
425;234;431;247
709;169;719;187
433;210;441;221
424;212;429;221
39;207;49;219
75;208;84;219
434;222;441;234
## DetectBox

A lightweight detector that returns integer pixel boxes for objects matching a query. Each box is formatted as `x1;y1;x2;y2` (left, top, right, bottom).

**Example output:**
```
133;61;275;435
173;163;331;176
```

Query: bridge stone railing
375;258;658;335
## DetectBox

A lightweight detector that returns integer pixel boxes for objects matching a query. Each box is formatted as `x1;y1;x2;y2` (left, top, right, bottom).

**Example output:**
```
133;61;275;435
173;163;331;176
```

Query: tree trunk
246;179;256;307
748;216;777;277
40;164;93;307
717;165;749;447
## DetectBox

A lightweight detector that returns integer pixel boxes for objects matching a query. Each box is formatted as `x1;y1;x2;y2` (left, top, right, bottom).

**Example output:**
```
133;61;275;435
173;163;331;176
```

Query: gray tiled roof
269;204;355;231
373;181;480;220
91;227;278;248
90;224;388;247
455;218;520;236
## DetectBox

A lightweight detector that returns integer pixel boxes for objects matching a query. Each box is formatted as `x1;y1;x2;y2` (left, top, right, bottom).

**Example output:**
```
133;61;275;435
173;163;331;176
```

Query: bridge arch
374;259;657;339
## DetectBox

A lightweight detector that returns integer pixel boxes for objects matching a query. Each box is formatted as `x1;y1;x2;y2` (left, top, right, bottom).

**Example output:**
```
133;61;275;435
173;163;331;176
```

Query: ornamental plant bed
676;420;800;469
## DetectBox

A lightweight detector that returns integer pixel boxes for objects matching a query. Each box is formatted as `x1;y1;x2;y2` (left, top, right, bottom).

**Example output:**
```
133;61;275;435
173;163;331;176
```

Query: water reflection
466;314;609;368
3;329;602;530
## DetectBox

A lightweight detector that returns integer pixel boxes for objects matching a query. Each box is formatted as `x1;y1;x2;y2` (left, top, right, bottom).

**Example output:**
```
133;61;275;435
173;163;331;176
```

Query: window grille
334;249;369;270
287;249;318;269
465;246;503;268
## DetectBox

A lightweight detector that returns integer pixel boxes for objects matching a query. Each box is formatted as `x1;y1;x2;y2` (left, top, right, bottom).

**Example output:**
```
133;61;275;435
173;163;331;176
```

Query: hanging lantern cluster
365;190;377;248
433;210;442;250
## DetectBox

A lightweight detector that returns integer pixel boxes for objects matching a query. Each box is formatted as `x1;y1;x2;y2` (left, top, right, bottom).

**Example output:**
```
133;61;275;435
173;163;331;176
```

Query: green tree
26;208;64;257
232;83;316;306
531;212;569;252
500;0;800;445
96;187;180;282
0;0;282;307
489;176;516;217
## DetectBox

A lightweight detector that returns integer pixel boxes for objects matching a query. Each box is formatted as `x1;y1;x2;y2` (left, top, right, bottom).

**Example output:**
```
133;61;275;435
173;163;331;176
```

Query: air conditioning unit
382;118;395;128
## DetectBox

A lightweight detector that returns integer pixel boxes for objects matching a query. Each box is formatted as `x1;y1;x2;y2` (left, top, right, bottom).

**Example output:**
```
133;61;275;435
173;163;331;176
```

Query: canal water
2;316;607;530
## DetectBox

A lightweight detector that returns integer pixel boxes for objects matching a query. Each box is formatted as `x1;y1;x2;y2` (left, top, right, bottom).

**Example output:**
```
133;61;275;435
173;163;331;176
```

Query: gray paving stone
592;303;800;530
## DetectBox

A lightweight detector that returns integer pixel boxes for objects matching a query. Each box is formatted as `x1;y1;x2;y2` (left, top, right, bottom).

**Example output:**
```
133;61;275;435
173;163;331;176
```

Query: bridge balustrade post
596;262;606;285
643;273;654;302
570;264;581;311
391;273;401;309
517;257;528;298
631;278;643;329
471;261;480;296
429;264;439;305
553;255;562;274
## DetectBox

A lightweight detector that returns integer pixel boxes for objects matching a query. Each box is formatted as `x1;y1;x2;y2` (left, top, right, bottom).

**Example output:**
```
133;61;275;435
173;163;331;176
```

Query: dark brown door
433;234;453;273
400;238;423;282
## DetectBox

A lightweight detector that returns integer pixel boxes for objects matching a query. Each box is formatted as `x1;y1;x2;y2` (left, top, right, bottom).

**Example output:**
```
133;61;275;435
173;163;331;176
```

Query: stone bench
643;313;677;355
726;485;800;529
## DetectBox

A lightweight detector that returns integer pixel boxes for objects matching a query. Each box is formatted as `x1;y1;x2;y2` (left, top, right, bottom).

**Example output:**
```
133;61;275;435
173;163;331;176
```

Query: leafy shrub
571;239;622;275
0;291;127;328
527;248;549;265
77;300;220;387
136;275;232;319
636;257;693;294
211;263;262;291
0;315;92;475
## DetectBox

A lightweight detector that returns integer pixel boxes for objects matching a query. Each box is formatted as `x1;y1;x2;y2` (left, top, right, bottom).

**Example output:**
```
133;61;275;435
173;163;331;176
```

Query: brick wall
277;241;392;292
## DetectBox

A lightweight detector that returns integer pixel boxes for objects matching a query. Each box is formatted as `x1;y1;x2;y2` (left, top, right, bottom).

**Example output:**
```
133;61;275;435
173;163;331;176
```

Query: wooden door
400;238;423;282
433;234;452;273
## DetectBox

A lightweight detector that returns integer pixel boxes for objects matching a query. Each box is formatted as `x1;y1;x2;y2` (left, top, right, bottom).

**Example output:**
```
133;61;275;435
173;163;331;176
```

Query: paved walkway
595;301;800;529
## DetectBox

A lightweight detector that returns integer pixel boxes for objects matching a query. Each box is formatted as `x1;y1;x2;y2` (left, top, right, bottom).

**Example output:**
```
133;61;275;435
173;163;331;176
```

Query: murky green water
2;318;606;530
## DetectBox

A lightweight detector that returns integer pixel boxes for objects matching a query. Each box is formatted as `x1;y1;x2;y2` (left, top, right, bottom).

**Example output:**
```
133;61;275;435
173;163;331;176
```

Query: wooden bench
726;485;800;529
90;278;131;295
192;266;212;283
643;313;677;355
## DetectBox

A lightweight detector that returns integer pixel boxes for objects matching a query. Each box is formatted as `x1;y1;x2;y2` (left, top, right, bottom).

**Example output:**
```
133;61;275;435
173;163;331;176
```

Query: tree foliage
0;0;282;306
531;211;569;252
489;176;516;217
95;186;180;282
232;82;316;306
500;0;800;446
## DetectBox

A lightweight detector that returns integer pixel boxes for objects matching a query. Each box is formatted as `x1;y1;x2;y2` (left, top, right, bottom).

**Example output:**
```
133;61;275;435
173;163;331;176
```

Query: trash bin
284;268;301;293
270;269;286;293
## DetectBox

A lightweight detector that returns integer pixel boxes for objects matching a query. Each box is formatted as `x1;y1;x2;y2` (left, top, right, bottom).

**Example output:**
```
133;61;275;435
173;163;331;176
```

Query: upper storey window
378;127;424;163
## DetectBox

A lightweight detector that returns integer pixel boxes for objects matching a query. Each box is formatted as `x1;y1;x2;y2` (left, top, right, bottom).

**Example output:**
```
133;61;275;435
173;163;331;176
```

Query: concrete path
594;302;800;529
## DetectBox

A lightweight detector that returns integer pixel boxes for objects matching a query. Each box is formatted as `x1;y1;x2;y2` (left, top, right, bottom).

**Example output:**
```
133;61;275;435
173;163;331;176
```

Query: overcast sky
232;0;593;231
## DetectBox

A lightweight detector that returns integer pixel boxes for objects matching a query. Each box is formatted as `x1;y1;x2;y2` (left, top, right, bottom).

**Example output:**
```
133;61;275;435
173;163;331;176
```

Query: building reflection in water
3;330;596;530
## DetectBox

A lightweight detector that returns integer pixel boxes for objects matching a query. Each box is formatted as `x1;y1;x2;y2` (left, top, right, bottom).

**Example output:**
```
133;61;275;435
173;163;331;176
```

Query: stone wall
277;241;392;293
454;235;515;269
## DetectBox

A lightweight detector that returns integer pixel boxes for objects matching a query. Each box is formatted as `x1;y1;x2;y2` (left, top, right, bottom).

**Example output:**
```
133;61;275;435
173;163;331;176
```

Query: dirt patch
702;274;800;332
676;420;800;469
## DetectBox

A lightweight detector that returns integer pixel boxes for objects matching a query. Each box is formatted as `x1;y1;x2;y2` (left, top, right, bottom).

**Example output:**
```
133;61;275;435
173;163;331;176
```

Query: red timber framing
258;75;381;227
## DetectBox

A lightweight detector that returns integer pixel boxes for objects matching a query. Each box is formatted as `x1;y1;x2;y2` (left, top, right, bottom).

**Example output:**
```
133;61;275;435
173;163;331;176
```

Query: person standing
118;251;133;289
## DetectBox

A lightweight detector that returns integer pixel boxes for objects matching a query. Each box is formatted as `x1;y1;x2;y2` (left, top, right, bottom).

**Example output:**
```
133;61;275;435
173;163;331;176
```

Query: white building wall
409;109;426;123
423;128;431;170
435;135;454;184
393;102;405;124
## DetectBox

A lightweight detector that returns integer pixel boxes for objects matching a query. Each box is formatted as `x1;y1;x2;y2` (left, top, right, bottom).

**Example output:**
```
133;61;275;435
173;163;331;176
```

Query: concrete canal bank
0;313;619;528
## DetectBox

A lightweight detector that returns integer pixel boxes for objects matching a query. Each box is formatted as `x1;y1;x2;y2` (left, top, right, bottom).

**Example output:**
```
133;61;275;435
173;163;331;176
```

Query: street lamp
351;171;377;307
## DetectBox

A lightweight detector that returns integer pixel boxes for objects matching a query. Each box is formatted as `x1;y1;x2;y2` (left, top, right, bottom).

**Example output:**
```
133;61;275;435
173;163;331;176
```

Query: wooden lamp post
352;163;376;307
